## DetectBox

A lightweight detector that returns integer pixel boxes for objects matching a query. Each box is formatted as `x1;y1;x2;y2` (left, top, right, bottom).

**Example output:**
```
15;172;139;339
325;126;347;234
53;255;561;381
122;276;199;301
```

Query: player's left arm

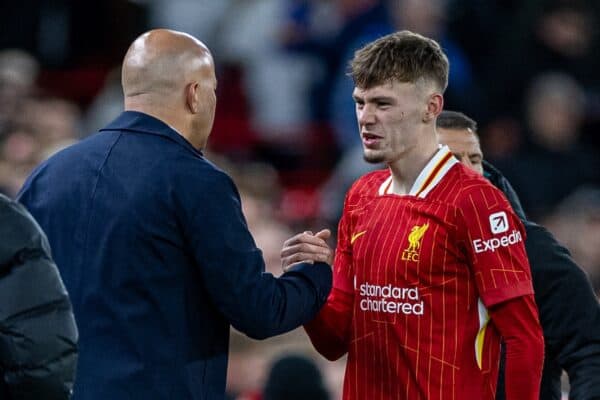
458;183;544;399
303;195;356;361
303;243;354;360
525;223;600;400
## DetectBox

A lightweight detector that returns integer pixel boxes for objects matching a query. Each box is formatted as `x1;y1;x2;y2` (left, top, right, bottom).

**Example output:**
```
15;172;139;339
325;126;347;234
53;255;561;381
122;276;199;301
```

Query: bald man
17;30;333;400
437;110;600;400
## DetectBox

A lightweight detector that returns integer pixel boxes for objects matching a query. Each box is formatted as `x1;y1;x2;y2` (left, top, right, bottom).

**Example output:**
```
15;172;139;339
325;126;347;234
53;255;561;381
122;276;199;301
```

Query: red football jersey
309;146;534;400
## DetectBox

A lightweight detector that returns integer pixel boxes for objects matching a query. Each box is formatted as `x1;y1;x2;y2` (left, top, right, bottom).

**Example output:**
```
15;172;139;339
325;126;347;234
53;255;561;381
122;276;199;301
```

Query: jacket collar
100;111;203;157
483;160;527;221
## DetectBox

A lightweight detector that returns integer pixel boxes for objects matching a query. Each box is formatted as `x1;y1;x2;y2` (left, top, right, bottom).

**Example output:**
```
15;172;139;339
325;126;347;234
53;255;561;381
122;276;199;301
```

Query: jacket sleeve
525;223;600;400
182;169;332;340
0;195;78;400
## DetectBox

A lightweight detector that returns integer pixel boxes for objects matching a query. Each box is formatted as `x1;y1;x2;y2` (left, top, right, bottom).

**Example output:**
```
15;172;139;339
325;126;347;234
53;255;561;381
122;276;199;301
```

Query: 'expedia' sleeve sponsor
457;183;534;307
304;192;355;360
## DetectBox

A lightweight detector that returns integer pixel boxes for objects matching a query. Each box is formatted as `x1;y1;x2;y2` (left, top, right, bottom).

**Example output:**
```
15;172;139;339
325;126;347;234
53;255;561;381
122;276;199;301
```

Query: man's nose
358;105;376;125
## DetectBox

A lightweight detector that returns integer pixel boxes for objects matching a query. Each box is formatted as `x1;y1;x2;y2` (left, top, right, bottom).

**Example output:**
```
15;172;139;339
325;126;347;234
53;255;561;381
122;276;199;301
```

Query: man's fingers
315;229;331;241
283;232;329;249
280;229;334;271
283;231;314;247
282;252;332;271
281;243;332;270
281;249;331;268
281;242;329;258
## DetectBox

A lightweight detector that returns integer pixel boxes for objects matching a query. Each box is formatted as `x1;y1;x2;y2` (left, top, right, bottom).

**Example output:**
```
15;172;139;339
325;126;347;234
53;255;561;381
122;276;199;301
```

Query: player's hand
281;229;333;272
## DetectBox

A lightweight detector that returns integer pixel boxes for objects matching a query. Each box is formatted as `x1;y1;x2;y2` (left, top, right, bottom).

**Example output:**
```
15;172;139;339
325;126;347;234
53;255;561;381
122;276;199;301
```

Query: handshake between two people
280;229;334;272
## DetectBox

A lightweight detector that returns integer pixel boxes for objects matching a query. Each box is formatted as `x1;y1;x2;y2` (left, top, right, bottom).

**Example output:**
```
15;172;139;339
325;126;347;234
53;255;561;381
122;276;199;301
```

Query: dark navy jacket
17;111;332;400
485;161;600;400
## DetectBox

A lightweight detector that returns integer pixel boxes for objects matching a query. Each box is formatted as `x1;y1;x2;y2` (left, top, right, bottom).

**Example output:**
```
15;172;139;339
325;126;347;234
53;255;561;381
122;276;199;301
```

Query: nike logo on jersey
351;230;367;244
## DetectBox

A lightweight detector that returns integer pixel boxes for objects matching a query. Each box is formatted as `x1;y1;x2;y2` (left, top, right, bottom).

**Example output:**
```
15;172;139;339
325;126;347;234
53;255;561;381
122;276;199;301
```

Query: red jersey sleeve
304;194;355;360
457;183;534;307
489;294;544;400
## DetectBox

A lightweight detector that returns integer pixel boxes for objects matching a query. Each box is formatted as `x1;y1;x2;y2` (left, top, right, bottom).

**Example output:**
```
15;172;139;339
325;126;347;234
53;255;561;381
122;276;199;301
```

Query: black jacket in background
0;193;78;400
484;161;600;400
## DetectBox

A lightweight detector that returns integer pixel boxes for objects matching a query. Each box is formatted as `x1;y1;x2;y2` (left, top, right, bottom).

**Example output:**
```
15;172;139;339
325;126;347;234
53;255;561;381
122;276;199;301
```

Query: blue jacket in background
17;111;332;400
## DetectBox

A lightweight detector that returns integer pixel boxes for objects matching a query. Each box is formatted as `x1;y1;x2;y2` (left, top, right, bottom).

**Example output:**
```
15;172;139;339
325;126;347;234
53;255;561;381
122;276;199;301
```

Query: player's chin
363;149;385;164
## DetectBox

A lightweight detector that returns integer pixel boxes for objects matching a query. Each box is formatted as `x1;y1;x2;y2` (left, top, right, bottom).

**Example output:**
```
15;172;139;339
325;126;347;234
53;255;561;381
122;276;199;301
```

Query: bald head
122;29;212;99
121;29;218;149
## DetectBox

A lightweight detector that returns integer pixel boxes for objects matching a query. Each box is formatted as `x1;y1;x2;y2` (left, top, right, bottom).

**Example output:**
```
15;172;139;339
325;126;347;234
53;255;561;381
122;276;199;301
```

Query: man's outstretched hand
281;229;333;272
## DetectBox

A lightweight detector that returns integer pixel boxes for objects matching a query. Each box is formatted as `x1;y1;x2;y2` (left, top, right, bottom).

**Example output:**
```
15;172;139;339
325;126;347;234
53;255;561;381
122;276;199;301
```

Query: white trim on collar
378;145;458;198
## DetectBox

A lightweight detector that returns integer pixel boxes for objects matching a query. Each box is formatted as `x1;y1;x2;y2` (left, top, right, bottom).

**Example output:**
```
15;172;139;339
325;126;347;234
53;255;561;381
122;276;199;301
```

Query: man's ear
186;82;199;113
423;93;444;123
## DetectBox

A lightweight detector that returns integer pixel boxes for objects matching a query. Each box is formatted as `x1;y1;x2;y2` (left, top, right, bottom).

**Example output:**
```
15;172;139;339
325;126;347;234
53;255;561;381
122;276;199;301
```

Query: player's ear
186;82;200;114
423;93;443;123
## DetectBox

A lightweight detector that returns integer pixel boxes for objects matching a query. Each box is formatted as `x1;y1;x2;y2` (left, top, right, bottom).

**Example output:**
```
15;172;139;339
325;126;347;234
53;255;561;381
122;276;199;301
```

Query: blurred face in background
390;0;446;38
526;73;585;151
543;193;600;296
437;127;484;175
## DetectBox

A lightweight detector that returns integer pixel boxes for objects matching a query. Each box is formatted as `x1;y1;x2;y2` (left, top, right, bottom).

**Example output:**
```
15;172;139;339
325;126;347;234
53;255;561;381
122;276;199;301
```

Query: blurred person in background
216;0;321;142
17;29;333;400
493;72;599;220
477;0;600;162
0;96;81;197
299;31;543;400
544;187;600;298
262;354;330;400
0;126;40;197
484;0;600;120
0;50;40;196
16;97;82;148
0;50;39;133
437;110;600;400
146;0;232;52
0;193;78;400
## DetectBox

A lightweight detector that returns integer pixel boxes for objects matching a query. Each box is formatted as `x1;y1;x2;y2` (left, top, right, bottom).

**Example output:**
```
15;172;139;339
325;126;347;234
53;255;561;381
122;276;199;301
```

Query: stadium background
1;0;598;398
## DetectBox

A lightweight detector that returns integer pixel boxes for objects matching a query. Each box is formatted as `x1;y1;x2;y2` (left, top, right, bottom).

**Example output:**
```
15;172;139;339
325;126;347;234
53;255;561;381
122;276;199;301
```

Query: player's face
353;81;427;164
436;127;484;175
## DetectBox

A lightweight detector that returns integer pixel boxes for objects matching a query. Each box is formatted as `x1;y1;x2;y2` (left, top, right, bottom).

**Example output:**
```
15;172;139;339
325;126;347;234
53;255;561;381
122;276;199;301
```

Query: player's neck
388;142;439;195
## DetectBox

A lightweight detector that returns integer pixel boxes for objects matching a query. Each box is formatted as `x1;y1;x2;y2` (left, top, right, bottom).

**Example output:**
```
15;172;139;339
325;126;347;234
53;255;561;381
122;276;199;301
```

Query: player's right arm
303;198;355;361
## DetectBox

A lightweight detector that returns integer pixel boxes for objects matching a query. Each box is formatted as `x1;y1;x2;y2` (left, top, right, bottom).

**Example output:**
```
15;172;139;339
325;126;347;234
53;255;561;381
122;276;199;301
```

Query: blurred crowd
1;0;599;398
